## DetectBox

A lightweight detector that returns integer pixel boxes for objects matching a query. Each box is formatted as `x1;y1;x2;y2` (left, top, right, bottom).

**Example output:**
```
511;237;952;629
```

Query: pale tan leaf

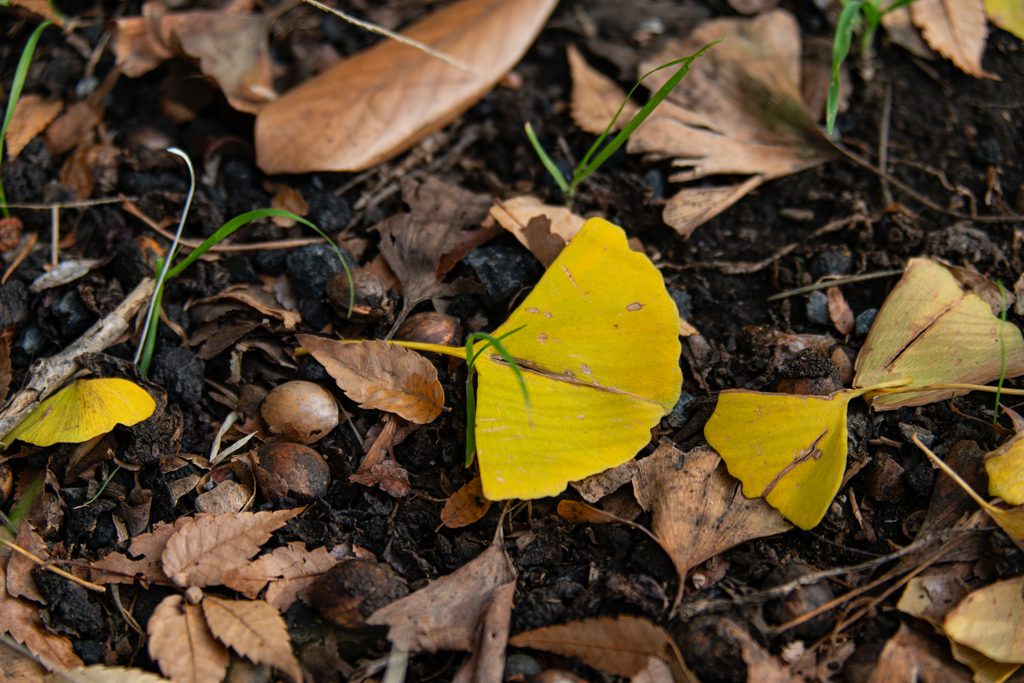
945;577;1024;665
0;548;83;672
720;619;801;683
630;656;675;683
89;552;163;585
868;623;973;683
255;0;559;174
297;337;444;424
194;284;301;329
570;460;639;503
221;542;336;610
881;7;939;59
509;616;674;678
0;640;47;682
161;508;304;589
633;443;791;606
5;95;63;161
567;44;640;135
202;596;302;683
627;10;833;237
46;664;172;682
489;196;587;267
440;477;493;528
827;286;854;336
147;595;229;683
911;0;998;79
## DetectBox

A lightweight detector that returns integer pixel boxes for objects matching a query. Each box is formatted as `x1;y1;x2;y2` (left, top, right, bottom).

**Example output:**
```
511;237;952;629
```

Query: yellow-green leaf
854;258;1024;410
1;378;156;449
986;0;1024;40
985;408;1024;505
945;577;1024;665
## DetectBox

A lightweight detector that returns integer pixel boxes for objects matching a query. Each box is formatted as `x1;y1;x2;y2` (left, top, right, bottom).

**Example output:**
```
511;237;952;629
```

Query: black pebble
151;346;205;406
463;242;543;309
287;243;357;329
810;248;853;279
52;291;96;339
0;280;28;328
306;190;353;232
253;249;288;275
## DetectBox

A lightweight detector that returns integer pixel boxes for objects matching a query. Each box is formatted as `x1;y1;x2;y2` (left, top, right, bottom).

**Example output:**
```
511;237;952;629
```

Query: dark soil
2;0;1023;681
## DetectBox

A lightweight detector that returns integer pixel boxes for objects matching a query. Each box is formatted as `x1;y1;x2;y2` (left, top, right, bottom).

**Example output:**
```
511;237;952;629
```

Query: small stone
464;242;544;309
504;654;543;680
643;169;664;199
810;248;852;279
287;243;357;329
899;423;933;447
855;309;878;337
223;255;259;283
313;559;408;629
667;391;697;428
670;289;692;320
976;137;1002;166
0;279;28;328
867;452;905;502
806;291;829;325
763;562;835;641
305;190;353;233
152;346;205;406
52;291;95;338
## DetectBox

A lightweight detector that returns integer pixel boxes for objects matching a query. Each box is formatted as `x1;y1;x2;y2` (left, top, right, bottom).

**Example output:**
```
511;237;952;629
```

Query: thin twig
1;196;137;210
878;82;893;207
2;231;38;285
0;538;106;593
50;205;59;267
766;269;903;301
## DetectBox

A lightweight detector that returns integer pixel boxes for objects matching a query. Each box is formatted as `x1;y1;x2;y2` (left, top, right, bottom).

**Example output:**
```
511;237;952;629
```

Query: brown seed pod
255;442;331;501
312;559;408;628
394;312;462;347
260;381;339;445
326;268;398;324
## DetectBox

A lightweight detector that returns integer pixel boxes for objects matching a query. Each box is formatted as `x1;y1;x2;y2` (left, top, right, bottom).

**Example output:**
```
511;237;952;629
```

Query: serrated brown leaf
221;542;336;610
8;520;49;603
509;616;674;678
147;595;228;683
911;0;998;79
254;0;558;174
161;508;304;589
46;664;172;682
633;443;790;606
90;517;193;585
567;43;640;136
0;638;47;682
5;94;62;161
440;477;493;528
0;548;83;672
201;596;302;683
297;336;445;424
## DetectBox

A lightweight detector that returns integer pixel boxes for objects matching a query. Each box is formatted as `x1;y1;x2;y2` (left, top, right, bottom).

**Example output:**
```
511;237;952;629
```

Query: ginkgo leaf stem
870;382;1024;397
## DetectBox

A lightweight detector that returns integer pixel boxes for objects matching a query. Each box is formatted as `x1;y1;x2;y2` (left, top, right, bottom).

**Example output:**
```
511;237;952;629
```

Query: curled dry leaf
556;500;658;542
626;9;833;237
147;595;229;683
881;7;939;60
255;0;559;173
193;284;301;330
348;459;412;498
5;94;62;161
567;43;640;136
111;2;276;114
440;477;493;528
201;596;302;683
633;443;790;601
826;287;854;336
869;623;973;683
911;0;998;79
46;665;172;682
570;459;639;503
6;0;64;25
297;336;445;424
222;541;336;610
489;196;586;268
161;508;304;589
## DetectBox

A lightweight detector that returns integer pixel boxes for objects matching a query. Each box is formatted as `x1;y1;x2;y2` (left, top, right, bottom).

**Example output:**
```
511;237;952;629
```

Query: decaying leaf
90;516;194;585
5;94;62;161
944;577;1024;666
571;459;639;503
827;286;854;336
46;665;172;682
348;459;412;498
111;2;276;114
161;508;304;589
193;284;301;330
556;500;657;541
509;616;676;678
633;443;790;597
881;6;939;59
855;258;1024;410
8;520;50;603
297;337;445;424
984;407;1024;505
440;477;493;528
255;0;559;173
147;595;229;683
222;542;336;609
898;571;972;630
626;9;833;237
201;596;302;683
867;623;973;683
985;0;1024;39
489;196;587;267
911;0;998;79
567;43;640;136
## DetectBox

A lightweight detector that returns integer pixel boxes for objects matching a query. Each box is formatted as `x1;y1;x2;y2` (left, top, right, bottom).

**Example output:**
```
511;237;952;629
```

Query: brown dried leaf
5;95;63;161
194;284;301;329
868;623;972;683
6;0;64;25
633;443;790;605
881;6;938;60
222;542;336;609
441;477;493;528
8;521;49;603
349;459;412;498
254;0;559;174
89;552;163;586
161;508;304;589
827;286;854;336
46;665;172;682
911;0;998;79
570;460;639;503
374;177;490;333
719;619;801;683
627;10;833;237
266;184;308;227
111;2;276;114
147;595;229;683
489;196;587;267
509;616;674;678
567;44;640;135
0;548;83;672
202;596;302;683
0;640;47;682
297;337;445;424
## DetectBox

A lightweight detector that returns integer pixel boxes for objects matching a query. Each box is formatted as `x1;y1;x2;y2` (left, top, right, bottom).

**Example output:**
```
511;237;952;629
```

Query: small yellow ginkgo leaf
945;576;1024;665
1;378;156;449
984;407;1024;506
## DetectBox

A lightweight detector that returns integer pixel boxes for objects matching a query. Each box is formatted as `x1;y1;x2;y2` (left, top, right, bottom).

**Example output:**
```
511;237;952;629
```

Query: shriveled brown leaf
509;616;674;678
254;0;559;173
6;0;64;25
440;477;493;528
374;177;490;334
489;196;587;267
297;337;445;424
627;10;833;237
570;460;639;503
349;459;412;498
111;2;276;114
5;95;62;160
911;0;998;79
222;542;336;610
46;665;172;682
633;443;790;605
827;286;854;336
0;548;83;672
147;595;229;683
556;500;659;542
720;619;801;683
8;521;49;603
43;69;120;157
868;623;972;683
202;596;302;683
161;508;304;589
90;516;194;585
567;44;640;136
194;284;301;329
266;184;308;227
0;640;47;682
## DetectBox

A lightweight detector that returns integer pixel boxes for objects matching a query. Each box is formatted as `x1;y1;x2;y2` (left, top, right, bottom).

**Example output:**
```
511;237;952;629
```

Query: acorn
326;268;398;325
394;312;461;347
260;381;339;445
312;559;408;628
255;442;331;501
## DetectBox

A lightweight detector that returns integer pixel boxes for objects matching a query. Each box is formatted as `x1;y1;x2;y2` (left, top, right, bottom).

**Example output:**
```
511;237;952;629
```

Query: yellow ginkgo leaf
1;378;156;449
392;217;681;501
854;258;1024;410
986;0;1024;40
704;388;866;530
985;407;1024;506
945;576;1024;665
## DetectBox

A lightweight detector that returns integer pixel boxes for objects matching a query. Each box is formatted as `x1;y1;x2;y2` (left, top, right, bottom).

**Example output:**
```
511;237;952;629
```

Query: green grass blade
0;21;52;218
572;40;721;188
827;2;864;134
137;258;165;376
463;328;531;466
525;122;569;194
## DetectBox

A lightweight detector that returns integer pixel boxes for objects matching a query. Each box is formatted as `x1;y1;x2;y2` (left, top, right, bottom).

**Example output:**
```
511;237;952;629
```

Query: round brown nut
326;268;398;324
257;442;331;501
312;559;408;628
395;312;461;347
260;381;339;445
